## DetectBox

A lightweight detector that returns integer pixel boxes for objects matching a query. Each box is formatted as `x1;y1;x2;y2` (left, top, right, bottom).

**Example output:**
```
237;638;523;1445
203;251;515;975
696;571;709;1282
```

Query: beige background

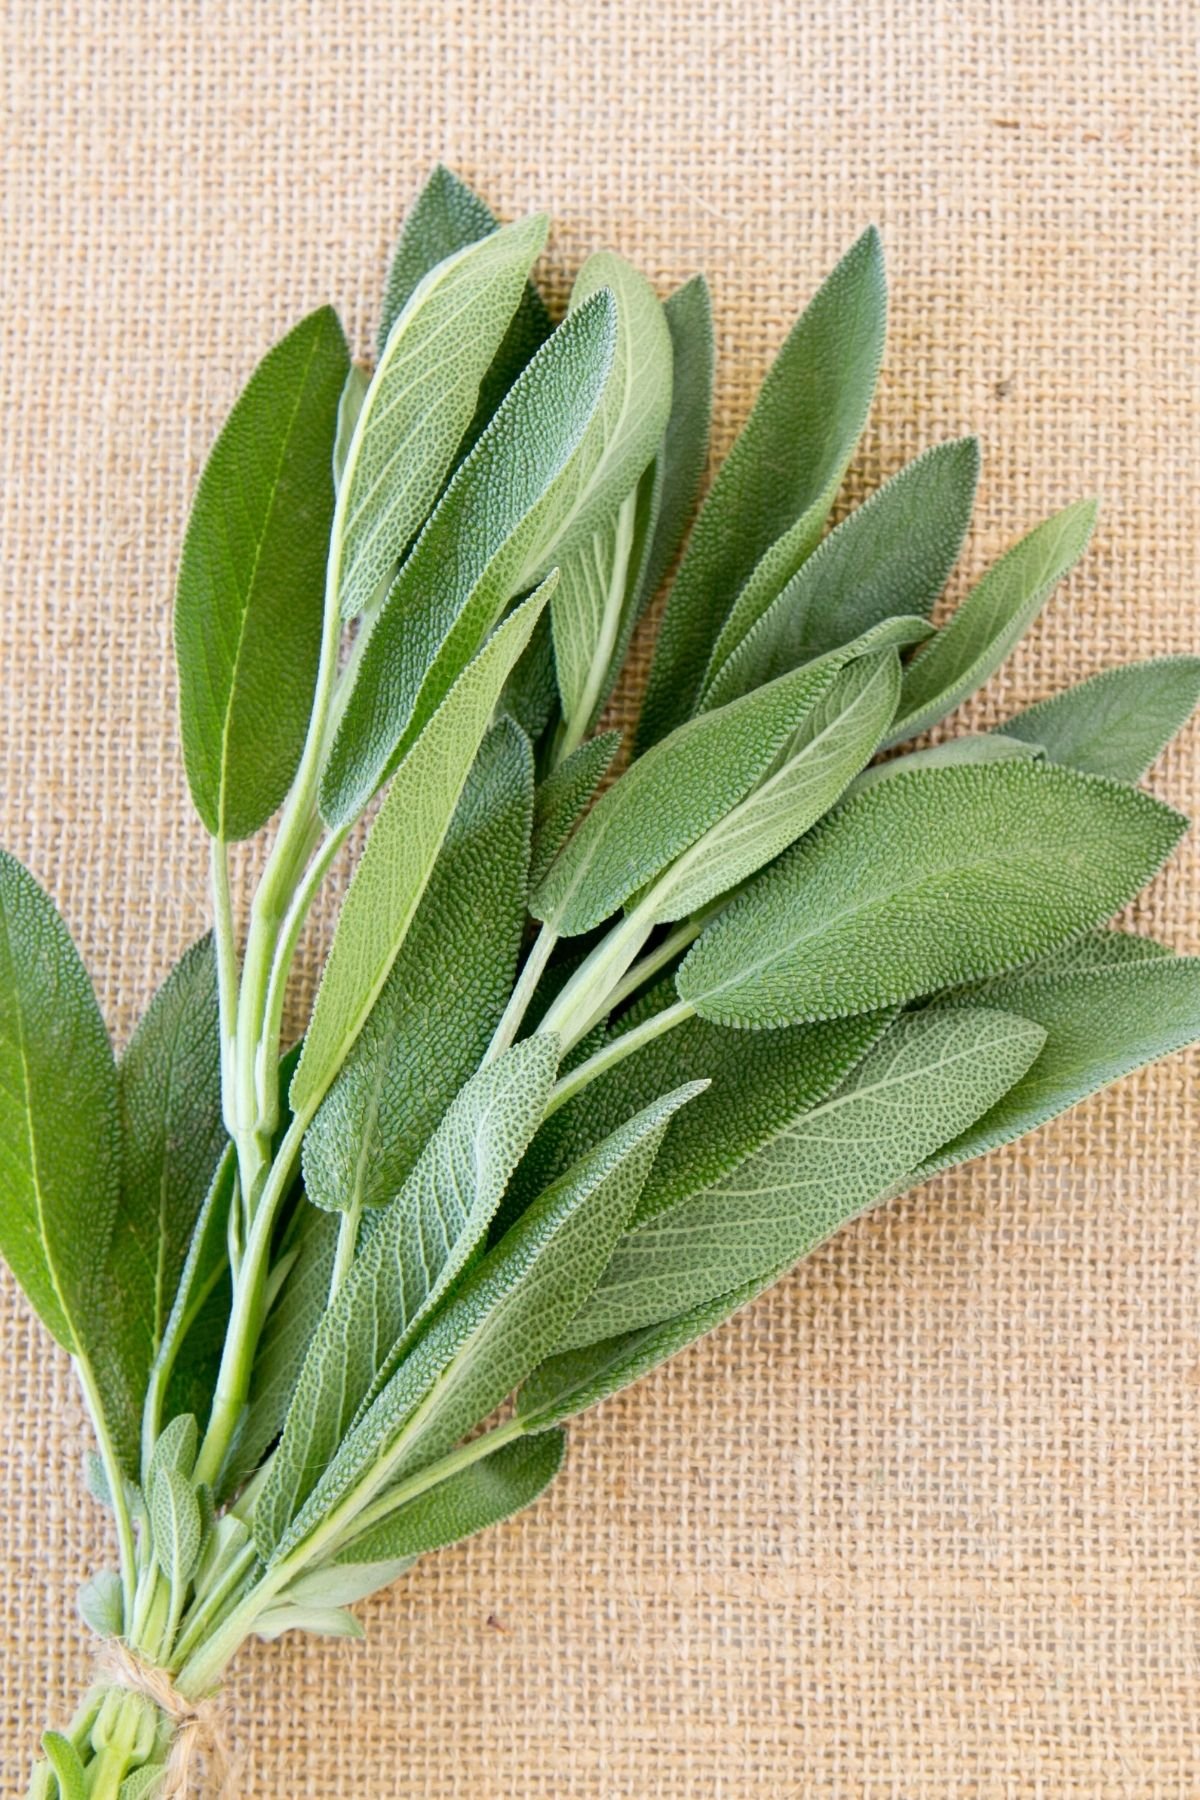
3;1;1199;1793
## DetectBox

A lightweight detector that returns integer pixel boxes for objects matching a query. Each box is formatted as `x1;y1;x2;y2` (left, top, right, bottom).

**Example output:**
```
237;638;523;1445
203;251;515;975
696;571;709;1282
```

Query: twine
96;1643;237;1800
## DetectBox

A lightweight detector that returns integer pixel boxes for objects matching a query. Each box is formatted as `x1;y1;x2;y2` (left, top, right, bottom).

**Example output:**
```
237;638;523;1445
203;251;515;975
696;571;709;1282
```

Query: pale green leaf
41;1734;87;1800
334;1429;566;1564
174;306;348;840
254;1603;364;1642
884;499;1098;748
303;720;533;1214
149;1463;202;1587
846;731;1040;798
293;587;552;1124
998;656;1200;783
336;214;549;620
701;437;980;709
272;1083;703;1562
77;1568;124;1641
637;228;887;748
919;957;1200;1175
257;1037;558;1555
1006;929;1173;978
678;760;1186;1028
332;362;369;488
529;731;621;891
549;1006;1044;1351
276;1559;415;1609
319;293;617;826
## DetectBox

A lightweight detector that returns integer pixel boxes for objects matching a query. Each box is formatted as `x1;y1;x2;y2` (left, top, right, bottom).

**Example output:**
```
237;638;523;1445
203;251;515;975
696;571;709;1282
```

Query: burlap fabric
3;2;1198;1793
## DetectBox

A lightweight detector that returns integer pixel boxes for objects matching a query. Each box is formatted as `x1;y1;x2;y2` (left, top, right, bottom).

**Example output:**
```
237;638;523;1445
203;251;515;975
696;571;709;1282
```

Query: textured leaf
41;1734;87;1800
0;853;121;1402
293;587;552;1124
320;293;617;826
149;1463;202;1587
332;362;369;488
701;438;980;708
254;1602;364;1642
678;760;1186;1029
303;720;533;1214
174;306;348;840
257;1037;558;1555
998;657;1200;783
637;228;887;747
884;500;1097;748
337;215;549;620
272;1084;703;1562
147;1146;234;1453
1009;929;1173;978
846;731;1040;797
334;1428;566;1564
632;275;715;617
108;937;225;1463
505;978;888;1232
77;1568;124;1641
275;1559;415;1610
532;654;849;936
919;957;1200;1175
529;731;621;891
551;1006;1044;1350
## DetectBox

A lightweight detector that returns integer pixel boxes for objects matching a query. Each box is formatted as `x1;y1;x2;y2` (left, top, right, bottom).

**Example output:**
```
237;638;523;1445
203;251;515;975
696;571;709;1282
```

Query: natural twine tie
97;1642;237;1799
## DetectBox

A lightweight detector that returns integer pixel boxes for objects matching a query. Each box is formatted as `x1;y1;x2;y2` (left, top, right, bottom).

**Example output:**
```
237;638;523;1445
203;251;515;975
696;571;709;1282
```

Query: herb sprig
8;164;1200;1797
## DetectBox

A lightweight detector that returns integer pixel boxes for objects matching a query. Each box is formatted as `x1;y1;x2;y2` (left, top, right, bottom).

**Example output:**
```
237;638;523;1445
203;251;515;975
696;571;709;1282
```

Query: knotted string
96;1643;237;1799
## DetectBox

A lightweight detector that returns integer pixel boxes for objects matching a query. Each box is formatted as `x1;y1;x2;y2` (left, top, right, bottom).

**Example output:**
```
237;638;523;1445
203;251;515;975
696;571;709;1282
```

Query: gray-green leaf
997;656;1200;783
631;275;715;619
637;227;887;747
701;437;980;709
529;731;621;892
292;586;552;1125
174;306;348;840
845;731;1040;798
678;760;1186;1028
303;719;533;1214
149;1463;202;1587
78;1569;125;1641
884;499;1098;748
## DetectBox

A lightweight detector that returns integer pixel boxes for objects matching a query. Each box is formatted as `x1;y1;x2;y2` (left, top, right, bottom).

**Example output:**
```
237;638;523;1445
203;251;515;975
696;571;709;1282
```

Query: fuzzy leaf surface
998;657;1200;783
846;732;1040;798
678;760;1186;1028
638;228;887;747
174;306;348;839
529;731;621;891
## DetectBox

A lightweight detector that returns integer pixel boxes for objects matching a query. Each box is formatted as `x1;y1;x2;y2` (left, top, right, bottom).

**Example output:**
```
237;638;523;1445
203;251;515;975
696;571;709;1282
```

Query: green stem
602;916;703;1014
73;1358;137;1621
328;1415;527;1551
538;905;657;1053
546;996;696;1114
329;1200;362;1299
486;922;559;1060
210;838;240;1130
553;491;637;766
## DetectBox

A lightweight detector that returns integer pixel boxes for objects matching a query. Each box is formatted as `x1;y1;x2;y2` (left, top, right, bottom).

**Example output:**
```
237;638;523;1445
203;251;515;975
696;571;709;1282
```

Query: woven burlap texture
3;2;1198;1794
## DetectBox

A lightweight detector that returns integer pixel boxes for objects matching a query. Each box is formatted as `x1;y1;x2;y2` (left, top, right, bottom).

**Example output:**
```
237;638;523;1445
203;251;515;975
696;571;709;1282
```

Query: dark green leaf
529;731;621;892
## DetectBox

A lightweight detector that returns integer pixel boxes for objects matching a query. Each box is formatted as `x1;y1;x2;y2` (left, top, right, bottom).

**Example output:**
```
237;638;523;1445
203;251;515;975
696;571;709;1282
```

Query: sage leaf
272;1083;703;1562
303;720;534;1215
293;586;552;1124
319;292;617;826
998;656;1200;783
632;275;715;618
532;653;850;937
149;1463;202;1587
637;227;887;747
498;606;560;741
110;937;225;1464
846;731;1040;797
334;1430;565;1565
884;499;1098;748
918;957;1200;1176
1010;929;1172;978
678;760;1187;1028
529;730;621;891
77;1569;124;1641
257;1036;558;1555
174;306;348;840
336;214;549;620
147;1412;198;1485
275;1559;416;1610
701;437;980;709
0;852;125;1441
332;362;369;488
552;1005;1044;1350
41;1734;87;1800
254;1603;364;1643
146;1146;234;1455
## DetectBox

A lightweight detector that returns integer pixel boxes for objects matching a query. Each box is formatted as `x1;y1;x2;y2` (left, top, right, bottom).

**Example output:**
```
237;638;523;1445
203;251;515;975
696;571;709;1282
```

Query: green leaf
257;1036;559;1556
319;292;618;827
148;1411;198;1484
998;656;1200;783
303;720;534;1214
678;760;1187;1029
332;362;369;488
107;937;225;1464
41;1734;87;1800
505;979;888;1232
272;1083;703;1562
532;653;849;937
275;1558;416;1610
337;214;549;621
0;852;122;1416
292;586;552;1124
146;1146;234;1456
632;275;715;617
884;499;1098;748
377;165;552;392
646;646;903;924
918;956;1200;1176
701;437;980;709
254;1602;364;1642
1008;929;1173;978
77;1568;124;1641
637;228;887;748
529;731;621;891
846;731;1040;798
149;1462;202;1587
174;306;348;840
547;1005;1044;1353
334;1429;566;1564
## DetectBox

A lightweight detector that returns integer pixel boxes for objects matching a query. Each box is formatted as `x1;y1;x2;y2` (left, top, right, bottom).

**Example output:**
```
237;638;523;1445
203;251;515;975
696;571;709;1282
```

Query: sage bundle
8;166;1200;1797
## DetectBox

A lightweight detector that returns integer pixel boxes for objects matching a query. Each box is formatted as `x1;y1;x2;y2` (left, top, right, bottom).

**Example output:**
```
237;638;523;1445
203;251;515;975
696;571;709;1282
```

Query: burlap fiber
3;2;1198;1793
